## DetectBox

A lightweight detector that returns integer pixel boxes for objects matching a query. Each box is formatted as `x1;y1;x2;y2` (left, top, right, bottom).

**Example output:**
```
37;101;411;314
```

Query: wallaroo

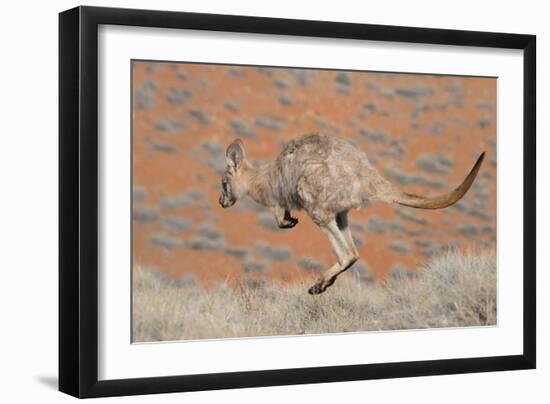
219;134;485;295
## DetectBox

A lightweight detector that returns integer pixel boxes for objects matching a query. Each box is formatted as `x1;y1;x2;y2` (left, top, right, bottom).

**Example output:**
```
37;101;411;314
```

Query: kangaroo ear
226;139;246;169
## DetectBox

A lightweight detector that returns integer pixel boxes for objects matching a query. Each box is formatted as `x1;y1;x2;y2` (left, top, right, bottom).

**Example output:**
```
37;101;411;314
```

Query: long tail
392;152;485;209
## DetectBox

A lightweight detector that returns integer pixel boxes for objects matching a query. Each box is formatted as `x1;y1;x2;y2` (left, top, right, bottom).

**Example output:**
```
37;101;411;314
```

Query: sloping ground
133;249;496;342
132;61;496;286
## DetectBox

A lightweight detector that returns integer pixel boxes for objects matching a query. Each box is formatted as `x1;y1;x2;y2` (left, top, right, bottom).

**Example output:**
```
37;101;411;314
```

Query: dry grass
132;249;496;342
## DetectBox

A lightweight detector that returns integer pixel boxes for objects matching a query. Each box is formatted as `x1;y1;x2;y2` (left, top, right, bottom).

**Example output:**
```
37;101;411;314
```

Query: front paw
278;216;298;229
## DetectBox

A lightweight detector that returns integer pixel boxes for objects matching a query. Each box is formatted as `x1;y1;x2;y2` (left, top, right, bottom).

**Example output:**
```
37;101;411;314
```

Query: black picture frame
59;5;536;398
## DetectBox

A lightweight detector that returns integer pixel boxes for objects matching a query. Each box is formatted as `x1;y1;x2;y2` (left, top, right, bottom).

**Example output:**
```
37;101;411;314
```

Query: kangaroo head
219;139;248;208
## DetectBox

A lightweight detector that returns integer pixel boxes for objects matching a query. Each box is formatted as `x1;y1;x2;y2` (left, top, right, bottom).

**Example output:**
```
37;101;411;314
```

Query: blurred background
131;61;496;287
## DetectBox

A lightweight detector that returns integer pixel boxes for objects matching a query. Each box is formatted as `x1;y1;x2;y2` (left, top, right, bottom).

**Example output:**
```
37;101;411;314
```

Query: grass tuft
133;249;496;342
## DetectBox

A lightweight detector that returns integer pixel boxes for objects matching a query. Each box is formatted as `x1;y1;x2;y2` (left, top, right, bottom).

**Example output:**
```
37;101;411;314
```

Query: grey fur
219;134;484;294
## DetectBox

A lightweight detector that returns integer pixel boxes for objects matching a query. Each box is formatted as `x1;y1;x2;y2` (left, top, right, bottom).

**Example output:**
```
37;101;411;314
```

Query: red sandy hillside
131;61;496;287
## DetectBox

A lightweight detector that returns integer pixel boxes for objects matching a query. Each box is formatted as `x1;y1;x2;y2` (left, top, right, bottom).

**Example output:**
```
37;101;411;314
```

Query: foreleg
272;205;299;229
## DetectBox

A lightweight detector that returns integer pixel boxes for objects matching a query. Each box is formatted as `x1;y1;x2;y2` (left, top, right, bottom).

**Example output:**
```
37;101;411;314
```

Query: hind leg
337;210;359;257
308;211;359;295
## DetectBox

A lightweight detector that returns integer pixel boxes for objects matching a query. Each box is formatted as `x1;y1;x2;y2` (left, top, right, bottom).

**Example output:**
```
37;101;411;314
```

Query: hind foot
307;277;336;295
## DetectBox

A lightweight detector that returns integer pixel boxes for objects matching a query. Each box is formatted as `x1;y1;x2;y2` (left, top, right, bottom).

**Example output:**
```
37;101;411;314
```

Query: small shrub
278;94;292;106
165;88;192;105
163;216;193;234
230;119;257;138
334;71;351;86
189;109;211;125
242;260;269;273
133;207;160;223
256;243;293;261
132;186;147;203
298;257;324;272
255;115;284;131
395;86;434;99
